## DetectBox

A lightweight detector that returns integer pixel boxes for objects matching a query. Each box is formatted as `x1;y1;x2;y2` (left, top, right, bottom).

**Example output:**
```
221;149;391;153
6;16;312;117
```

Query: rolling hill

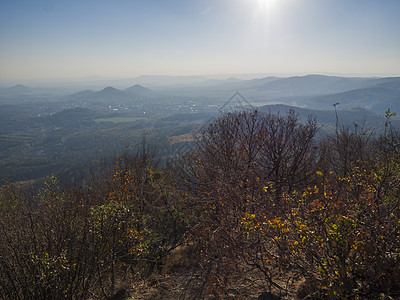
308;78;400;114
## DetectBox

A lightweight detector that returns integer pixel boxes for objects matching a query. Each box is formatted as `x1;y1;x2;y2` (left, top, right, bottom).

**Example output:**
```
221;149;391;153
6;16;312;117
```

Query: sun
249;0;280;22
245;0;285;35
254;0;278;13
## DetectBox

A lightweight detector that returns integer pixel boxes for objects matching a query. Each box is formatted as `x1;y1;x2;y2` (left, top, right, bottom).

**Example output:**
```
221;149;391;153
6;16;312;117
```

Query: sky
1;0;400;80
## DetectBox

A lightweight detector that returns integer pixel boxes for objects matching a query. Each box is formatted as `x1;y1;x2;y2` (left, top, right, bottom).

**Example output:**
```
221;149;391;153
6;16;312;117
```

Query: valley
1;74;399;184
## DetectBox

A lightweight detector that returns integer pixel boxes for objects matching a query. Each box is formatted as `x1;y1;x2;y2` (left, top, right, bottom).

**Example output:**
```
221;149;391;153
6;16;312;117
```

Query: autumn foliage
0;109;400;299
180;109;400;298
0;147;187;299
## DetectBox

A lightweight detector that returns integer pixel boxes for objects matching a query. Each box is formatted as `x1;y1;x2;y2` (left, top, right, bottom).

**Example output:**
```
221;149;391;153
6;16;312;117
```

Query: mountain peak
100;86;118;92
125;84;152;95
0;84;35;96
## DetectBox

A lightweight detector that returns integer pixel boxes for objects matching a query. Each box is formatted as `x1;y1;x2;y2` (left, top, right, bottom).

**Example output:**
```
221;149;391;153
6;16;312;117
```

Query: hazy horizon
1;0;400;81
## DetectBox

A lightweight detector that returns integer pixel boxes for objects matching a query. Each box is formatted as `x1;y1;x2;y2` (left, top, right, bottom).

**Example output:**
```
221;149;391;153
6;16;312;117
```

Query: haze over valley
1;73;400;182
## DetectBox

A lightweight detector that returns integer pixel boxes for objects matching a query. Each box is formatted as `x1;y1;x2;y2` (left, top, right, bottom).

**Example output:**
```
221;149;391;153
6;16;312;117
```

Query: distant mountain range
258;104;387;131
59;84;153;103
249;75;389;95
148;74;400;110
2;74;400;115
308;78;400;114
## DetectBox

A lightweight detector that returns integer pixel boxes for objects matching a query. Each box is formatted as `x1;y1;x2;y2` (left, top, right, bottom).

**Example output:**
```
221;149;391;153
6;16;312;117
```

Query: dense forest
1;109;399;299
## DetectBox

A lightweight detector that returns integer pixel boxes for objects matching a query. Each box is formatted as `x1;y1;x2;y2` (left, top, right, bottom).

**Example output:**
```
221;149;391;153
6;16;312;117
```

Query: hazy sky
1;0;400;80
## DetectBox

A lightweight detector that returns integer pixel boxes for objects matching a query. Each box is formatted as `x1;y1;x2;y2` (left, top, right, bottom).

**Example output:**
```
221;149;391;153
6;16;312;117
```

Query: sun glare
254;0;278;14
247;0;281;32
248;0;281;26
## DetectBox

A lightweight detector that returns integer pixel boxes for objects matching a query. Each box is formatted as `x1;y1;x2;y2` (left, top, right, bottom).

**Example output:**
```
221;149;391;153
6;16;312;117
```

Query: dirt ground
104;245;302;300
125;265;301;299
